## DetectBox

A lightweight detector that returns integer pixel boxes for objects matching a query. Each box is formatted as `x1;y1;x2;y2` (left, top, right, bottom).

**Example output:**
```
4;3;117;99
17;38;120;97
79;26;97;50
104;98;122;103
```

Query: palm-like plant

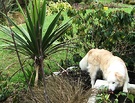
0;0;71;86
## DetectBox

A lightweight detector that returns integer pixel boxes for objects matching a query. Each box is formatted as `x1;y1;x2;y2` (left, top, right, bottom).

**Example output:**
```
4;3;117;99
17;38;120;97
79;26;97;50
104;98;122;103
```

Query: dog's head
107;72;124;92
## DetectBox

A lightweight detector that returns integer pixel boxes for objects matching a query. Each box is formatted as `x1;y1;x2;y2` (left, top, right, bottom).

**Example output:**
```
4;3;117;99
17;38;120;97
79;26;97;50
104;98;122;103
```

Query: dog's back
79;49;113;71
87;49;113;69
87;49;127;75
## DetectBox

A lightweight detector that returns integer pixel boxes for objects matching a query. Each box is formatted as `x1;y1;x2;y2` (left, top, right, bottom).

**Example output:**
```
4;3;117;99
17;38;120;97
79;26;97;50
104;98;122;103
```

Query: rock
94;79;135;94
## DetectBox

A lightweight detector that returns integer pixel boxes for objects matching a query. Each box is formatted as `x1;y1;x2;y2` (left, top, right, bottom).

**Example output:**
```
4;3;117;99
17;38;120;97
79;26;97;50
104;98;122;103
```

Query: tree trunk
34;56;43;86
34;56;50;103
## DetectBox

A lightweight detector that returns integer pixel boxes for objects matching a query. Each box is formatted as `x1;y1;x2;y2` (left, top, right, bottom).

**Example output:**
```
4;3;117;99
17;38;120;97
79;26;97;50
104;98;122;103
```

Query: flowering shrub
47;0;72;15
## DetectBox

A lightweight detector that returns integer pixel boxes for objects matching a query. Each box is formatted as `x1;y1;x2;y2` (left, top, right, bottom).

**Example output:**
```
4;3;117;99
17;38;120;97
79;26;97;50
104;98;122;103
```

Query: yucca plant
0;0;71;87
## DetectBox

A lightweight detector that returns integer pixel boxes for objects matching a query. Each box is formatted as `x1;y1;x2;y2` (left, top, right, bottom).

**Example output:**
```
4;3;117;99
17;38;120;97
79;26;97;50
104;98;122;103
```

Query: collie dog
79;49;129;92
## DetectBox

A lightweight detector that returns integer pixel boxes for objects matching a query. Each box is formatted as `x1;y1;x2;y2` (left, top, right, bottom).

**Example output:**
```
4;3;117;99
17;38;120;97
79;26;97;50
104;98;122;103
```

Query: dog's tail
79;53;88;71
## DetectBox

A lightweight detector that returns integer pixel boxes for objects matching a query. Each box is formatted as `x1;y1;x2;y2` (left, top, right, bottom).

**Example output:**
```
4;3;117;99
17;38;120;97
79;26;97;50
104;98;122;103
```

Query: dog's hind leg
87;64;99;88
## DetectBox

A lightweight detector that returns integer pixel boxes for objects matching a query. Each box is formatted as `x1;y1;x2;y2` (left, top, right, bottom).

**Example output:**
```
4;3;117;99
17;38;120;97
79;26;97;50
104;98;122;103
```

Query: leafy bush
67;3;135;71
47;0;72;15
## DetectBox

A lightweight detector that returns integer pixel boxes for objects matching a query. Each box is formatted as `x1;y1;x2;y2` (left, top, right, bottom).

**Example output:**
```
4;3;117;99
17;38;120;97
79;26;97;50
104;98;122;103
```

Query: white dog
79;49;129;92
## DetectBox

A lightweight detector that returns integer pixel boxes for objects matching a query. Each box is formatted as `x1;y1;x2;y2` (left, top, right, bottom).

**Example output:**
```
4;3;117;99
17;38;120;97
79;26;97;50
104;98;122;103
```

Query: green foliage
0;0;15;14
67;3;135;70
25;65;35;86
47;0;72;15
0;68;25;102
96;93;111;103
0;0;15;24
127;93;135;103
0;72;11;101
96;87;135;103
96;86;111;103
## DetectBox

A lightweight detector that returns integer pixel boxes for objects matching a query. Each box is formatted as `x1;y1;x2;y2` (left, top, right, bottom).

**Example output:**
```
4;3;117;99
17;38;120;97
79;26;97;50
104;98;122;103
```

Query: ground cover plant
0;0;135;102
96;86;135;103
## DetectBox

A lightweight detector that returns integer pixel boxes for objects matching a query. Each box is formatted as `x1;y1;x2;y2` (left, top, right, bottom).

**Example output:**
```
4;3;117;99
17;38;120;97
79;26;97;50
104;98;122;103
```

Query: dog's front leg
123;81;128;92
90;75;96;88
123;74;129;92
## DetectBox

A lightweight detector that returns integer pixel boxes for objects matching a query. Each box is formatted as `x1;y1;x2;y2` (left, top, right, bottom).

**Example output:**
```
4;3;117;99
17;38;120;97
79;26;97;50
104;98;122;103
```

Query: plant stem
40;56;50;103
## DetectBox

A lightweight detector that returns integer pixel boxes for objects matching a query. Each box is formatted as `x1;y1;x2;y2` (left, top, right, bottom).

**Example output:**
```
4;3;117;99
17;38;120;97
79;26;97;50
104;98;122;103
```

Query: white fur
79;49;129;92
79;54;88;71
107;61;129;92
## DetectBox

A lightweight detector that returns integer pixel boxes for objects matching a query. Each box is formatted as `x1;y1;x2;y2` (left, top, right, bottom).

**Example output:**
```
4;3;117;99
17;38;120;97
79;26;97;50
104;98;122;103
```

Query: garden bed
3;69;135;103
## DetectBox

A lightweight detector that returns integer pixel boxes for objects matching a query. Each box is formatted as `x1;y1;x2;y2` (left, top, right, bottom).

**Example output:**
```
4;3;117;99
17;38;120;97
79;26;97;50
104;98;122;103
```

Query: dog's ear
115;72;124;86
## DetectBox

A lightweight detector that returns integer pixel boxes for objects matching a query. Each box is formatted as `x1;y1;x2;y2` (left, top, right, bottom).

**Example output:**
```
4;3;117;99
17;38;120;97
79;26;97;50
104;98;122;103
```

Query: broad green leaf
127;94;134;103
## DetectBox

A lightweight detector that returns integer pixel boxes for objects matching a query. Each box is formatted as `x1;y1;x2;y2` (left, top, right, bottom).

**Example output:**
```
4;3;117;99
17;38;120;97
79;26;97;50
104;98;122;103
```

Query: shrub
47;0;72;15
66;3;135;71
